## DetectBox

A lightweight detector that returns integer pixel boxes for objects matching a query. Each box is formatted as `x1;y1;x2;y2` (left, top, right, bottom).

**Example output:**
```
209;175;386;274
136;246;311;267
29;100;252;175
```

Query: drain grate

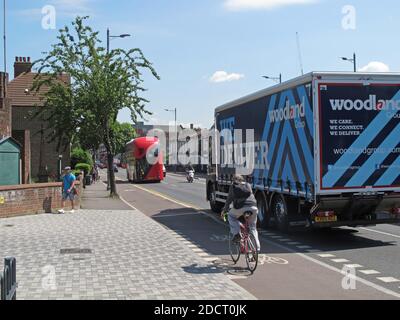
60;248;93;255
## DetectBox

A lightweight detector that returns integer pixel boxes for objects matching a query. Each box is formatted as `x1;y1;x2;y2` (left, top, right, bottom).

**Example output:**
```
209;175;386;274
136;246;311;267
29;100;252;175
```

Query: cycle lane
118;183;398;300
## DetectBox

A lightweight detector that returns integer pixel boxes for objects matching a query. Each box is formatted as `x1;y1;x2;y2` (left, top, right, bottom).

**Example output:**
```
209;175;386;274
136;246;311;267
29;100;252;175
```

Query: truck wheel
209;184;223;213
256;192;270;229
272;194;289;232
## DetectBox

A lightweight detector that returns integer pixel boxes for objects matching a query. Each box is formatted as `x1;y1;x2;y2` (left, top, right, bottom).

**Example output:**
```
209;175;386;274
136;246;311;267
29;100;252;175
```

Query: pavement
0;180;256;300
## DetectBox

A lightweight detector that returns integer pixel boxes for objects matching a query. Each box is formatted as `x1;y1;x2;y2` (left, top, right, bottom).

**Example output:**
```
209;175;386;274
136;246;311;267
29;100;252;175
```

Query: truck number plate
315;216;337;223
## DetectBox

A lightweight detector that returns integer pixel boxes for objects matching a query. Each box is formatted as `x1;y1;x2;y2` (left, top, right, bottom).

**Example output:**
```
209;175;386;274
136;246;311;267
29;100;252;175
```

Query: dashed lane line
331;259;350;263
377;277;400;284
359;270;381;275
296;245;312;250
344;264;364;269
318;254;336;258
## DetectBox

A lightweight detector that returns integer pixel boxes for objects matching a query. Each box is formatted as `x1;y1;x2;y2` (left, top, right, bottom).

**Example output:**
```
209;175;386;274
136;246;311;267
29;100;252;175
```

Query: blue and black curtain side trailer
206;72;400;231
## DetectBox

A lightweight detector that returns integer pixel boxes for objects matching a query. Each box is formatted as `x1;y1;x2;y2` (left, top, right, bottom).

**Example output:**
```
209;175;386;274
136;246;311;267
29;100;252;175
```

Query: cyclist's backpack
233;183;252;209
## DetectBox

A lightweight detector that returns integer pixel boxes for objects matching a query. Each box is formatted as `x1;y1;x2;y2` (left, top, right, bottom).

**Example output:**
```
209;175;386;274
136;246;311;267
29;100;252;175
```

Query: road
110;169;400;299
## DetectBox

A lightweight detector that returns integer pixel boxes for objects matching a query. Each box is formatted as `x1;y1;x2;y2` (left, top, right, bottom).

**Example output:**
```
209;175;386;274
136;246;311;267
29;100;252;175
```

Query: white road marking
306;249;320;253
269;236;283;239
331;259;350;263
359;270;381;275
278;239;292;242
344;264;364;269
360;227;400;240
287;242;302;245
318;254;336;258
377;277;400;283
297;245;312;249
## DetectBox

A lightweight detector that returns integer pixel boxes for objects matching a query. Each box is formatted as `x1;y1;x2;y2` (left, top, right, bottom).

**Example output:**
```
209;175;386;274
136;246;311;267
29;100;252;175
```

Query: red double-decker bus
125;137;164;183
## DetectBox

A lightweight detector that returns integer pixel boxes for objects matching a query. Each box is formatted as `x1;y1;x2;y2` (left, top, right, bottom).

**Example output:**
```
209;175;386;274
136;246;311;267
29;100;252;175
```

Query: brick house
0;72;11;138
8;57;71;182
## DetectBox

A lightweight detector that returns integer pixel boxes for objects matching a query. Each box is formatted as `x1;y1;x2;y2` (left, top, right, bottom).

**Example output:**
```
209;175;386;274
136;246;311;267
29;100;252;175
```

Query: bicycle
224;211;259;273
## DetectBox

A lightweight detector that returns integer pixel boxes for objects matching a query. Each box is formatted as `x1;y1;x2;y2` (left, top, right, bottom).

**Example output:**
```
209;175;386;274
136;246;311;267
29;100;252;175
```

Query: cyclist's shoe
232;234;242;243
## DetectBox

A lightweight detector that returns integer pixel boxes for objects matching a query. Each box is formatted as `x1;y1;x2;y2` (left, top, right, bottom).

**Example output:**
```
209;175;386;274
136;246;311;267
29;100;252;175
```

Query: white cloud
359;61;390;73
224;0;318;11
209;71;244;83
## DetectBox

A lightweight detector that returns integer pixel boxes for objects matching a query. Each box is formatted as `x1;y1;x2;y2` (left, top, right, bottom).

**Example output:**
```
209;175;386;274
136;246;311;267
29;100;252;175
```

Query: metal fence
1;257;17;300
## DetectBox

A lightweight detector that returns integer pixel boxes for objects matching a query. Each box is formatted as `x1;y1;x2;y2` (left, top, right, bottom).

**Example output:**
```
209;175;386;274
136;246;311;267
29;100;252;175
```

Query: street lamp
263;74;282;84
341;53;357;72
165;107;178;173
107;28;131;54
106;28;131;190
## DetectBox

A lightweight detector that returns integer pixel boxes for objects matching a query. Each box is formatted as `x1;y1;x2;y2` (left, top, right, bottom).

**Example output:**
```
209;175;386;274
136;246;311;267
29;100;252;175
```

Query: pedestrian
91;165;97;184
58;166;77;214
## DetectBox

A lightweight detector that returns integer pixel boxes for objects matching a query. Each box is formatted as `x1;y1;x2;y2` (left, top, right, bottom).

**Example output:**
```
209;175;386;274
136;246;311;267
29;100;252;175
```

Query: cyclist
221;174;261;252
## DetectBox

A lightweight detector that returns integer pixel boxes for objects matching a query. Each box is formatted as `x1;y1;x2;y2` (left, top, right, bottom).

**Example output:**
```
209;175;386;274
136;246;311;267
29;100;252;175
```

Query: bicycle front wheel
245;234;259;273
229;232;241;264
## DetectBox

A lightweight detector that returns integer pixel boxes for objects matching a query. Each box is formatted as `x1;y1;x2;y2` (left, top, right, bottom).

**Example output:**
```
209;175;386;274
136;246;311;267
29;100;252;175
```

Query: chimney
14;56;32;78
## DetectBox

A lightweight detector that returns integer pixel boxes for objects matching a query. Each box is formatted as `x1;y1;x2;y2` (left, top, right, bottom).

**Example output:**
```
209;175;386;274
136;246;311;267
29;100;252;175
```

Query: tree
32;16;160;197
112;122;137;155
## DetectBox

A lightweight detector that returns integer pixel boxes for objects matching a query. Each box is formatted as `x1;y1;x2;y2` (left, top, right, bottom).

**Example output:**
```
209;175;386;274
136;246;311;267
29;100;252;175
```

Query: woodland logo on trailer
269;97;306;123
329;95;400;111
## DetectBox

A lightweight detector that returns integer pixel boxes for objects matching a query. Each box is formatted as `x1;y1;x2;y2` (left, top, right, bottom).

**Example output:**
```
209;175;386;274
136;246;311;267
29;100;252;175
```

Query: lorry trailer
206;72;400;231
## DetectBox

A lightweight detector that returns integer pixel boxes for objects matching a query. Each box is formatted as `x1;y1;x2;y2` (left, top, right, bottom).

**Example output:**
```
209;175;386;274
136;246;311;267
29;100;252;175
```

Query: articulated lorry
206;72;400;231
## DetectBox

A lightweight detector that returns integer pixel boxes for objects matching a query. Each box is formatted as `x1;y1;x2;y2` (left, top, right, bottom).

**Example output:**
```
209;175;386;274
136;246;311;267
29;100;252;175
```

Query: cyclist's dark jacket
222;182;256;212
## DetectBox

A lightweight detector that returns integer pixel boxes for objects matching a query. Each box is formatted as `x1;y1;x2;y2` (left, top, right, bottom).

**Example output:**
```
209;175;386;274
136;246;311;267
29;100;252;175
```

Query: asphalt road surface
110;169;400;300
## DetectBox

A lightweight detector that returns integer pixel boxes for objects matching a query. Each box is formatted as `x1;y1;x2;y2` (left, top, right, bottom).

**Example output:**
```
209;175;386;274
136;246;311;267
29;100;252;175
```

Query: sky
5;0;400;128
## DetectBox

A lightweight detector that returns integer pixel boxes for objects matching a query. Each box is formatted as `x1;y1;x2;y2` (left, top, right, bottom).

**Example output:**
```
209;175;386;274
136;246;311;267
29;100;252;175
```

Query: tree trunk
107;151;118;198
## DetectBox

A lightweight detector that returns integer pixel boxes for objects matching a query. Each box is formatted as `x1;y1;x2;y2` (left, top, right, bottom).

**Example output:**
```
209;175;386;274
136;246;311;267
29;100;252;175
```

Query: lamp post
263;74;282;84
165;107;178;173
106;28;131;190
341;53;357;72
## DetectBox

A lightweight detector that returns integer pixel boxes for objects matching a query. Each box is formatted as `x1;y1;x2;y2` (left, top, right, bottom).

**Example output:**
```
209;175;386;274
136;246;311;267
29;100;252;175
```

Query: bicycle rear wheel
245;234;259;273
229;232;241;264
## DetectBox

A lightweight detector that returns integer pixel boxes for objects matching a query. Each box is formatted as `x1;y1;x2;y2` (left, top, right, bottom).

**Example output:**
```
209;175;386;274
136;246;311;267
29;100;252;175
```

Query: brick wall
12;106;71;179
0;72;11;137
0;181;82;218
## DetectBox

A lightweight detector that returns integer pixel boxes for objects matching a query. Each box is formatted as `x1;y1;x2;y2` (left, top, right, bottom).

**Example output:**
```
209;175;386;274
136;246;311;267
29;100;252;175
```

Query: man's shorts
62;191;75;201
